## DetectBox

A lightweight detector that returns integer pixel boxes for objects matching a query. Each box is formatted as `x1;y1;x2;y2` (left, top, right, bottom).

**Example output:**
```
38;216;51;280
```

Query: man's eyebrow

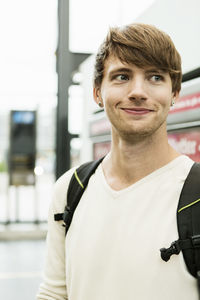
145;68;167;74
108;67;132;76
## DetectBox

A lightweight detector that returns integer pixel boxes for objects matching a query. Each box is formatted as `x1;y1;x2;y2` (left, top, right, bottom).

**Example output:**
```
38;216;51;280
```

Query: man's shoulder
175;155;194;170
55;166;77;192
51;159;101;211
51;166;77;213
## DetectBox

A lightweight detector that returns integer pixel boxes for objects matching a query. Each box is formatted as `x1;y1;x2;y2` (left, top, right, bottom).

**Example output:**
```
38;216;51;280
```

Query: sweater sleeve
36;168;75;300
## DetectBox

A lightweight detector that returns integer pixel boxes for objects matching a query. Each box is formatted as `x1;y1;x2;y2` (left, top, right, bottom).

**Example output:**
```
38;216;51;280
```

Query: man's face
94;56;179;142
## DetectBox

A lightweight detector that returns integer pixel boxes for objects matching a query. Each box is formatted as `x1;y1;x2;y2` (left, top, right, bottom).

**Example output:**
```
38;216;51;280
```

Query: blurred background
0;0;200;298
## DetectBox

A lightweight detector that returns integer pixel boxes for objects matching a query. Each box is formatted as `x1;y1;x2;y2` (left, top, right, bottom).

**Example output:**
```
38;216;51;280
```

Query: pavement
0;172;54;299
0;238;46;300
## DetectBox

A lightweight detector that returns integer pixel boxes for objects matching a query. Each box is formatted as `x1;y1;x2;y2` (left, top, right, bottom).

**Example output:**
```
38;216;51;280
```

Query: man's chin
116;123;165;143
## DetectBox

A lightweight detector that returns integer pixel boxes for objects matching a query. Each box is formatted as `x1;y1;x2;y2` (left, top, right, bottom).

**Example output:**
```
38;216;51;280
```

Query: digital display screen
12;111;35;124
11;110;36;154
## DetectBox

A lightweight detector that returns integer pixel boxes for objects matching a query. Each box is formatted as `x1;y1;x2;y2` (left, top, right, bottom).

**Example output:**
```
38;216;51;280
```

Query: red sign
168;129;200;162
169;92;200;114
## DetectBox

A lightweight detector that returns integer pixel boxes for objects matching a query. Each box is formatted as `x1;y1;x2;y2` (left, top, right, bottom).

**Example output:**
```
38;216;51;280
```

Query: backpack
54;158;200;293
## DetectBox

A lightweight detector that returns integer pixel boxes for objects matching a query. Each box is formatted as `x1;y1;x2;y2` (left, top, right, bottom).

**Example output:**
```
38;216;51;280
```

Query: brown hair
93;23;182;92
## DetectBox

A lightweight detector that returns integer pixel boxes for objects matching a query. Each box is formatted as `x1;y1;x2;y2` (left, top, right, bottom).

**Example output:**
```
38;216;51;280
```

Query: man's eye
115;74;129;81
151;75;163;81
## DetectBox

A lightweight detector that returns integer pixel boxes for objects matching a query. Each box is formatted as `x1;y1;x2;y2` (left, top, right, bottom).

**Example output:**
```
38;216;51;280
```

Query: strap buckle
62;206;72;228
160;240;181;262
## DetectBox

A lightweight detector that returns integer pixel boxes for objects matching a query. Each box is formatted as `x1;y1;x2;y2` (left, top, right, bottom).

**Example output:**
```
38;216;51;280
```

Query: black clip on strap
160;235;200;263
62;206;73;229
160;240;181;262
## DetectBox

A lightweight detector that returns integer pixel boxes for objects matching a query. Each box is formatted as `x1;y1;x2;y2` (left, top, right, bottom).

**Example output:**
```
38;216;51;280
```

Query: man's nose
127;77;147;101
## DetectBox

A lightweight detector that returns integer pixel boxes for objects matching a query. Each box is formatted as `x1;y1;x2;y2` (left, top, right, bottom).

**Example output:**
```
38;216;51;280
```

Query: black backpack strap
177;162;200;280
160;163;200;283
54;157;104;234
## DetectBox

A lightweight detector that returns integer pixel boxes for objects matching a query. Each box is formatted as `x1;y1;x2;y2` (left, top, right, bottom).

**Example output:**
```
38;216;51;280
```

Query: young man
37;24;198;299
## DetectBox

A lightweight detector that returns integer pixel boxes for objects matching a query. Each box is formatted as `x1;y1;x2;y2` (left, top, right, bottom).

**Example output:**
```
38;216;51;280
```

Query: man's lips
121;107;154;115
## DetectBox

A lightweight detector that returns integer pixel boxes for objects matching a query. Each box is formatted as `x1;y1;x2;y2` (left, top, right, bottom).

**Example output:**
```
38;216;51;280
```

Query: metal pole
56;0;71;179
34;183;39;224
15;186;20;223
56;0;91;179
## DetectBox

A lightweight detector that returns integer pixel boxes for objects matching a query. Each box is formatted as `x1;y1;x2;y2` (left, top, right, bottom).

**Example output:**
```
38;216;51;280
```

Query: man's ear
93;87;99;104
171;91;179;106
173;91;180;102
93;87;103;107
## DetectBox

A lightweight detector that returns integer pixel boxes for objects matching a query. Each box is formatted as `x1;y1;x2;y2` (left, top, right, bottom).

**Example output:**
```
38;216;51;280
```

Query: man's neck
102;131;180;191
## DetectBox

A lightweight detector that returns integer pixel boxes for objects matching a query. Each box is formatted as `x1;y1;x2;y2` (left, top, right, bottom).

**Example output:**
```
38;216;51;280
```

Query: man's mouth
121;107;154;115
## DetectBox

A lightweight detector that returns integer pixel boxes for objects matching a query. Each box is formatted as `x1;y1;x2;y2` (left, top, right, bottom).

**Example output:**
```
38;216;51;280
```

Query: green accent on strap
74;170;84;189
178;198;200;213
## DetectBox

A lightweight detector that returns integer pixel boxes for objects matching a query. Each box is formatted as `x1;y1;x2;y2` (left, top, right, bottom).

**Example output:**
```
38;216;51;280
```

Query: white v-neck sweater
37;155;199;300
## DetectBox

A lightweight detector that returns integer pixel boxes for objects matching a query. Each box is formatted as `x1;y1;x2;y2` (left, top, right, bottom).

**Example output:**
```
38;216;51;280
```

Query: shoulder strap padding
63;157;104;233
177;162;200;277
